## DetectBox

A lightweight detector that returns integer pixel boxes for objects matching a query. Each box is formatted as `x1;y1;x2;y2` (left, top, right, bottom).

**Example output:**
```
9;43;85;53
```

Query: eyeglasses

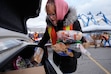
47;13;56;17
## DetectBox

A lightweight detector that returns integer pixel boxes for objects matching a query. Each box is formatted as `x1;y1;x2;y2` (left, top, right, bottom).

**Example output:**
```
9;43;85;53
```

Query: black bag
53;51;77;73
44;59;57;74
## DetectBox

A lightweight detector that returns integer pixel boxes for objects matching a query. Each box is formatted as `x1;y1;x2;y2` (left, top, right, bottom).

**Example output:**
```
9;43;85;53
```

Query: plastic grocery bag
57;30;83;41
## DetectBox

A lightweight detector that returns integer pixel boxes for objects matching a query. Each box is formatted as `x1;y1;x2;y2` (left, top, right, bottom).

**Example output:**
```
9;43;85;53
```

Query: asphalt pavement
48;47;111;74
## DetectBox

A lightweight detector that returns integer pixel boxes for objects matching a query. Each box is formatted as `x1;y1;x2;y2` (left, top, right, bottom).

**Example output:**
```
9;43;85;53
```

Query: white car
0;0;60;74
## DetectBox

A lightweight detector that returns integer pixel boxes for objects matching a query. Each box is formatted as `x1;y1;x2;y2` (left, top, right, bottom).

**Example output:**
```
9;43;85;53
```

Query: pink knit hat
54;0;69;21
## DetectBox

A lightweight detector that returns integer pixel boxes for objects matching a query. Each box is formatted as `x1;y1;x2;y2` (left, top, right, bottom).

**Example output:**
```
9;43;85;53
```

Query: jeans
104;40;111;47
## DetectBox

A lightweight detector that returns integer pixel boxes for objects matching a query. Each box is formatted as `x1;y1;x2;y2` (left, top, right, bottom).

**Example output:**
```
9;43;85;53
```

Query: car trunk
0;0;58;74
0;45;48;73
0;0;42;34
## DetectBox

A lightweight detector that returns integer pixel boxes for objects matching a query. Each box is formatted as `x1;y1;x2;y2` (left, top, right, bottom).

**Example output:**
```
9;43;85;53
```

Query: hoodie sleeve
37;28;50;48
73;20;82;31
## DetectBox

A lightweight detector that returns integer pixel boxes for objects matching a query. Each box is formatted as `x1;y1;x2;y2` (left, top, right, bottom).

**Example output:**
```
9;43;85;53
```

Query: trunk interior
0;45;36;71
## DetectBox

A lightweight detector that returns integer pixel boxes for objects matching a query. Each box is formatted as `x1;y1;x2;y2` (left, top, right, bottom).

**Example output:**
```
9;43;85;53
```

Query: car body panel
0;0;42;69
0;0;42;34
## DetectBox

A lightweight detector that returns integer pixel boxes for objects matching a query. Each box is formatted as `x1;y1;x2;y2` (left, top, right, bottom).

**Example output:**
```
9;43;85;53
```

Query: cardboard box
82;42;90;48
0;66;45;74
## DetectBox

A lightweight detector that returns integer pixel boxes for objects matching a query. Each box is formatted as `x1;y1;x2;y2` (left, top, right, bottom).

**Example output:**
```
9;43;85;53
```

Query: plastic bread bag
67;43;91;56
57;30;83;42
79;44;91;56
51;42;74;57
33;47;44;64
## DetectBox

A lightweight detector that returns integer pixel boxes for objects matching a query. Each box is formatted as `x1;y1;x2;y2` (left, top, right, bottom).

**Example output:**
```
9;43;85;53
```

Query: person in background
101;32;111;47
33;32;39;43
37;0;86;73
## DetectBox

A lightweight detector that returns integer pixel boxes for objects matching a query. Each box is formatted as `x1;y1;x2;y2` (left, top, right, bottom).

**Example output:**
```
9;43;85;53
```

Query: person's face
46;3;57;26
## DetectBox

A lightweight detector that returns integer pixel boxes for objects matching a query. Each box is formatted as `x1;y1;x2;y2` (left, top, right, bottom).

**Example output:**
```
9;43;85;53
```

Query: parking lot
48;47;111;74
